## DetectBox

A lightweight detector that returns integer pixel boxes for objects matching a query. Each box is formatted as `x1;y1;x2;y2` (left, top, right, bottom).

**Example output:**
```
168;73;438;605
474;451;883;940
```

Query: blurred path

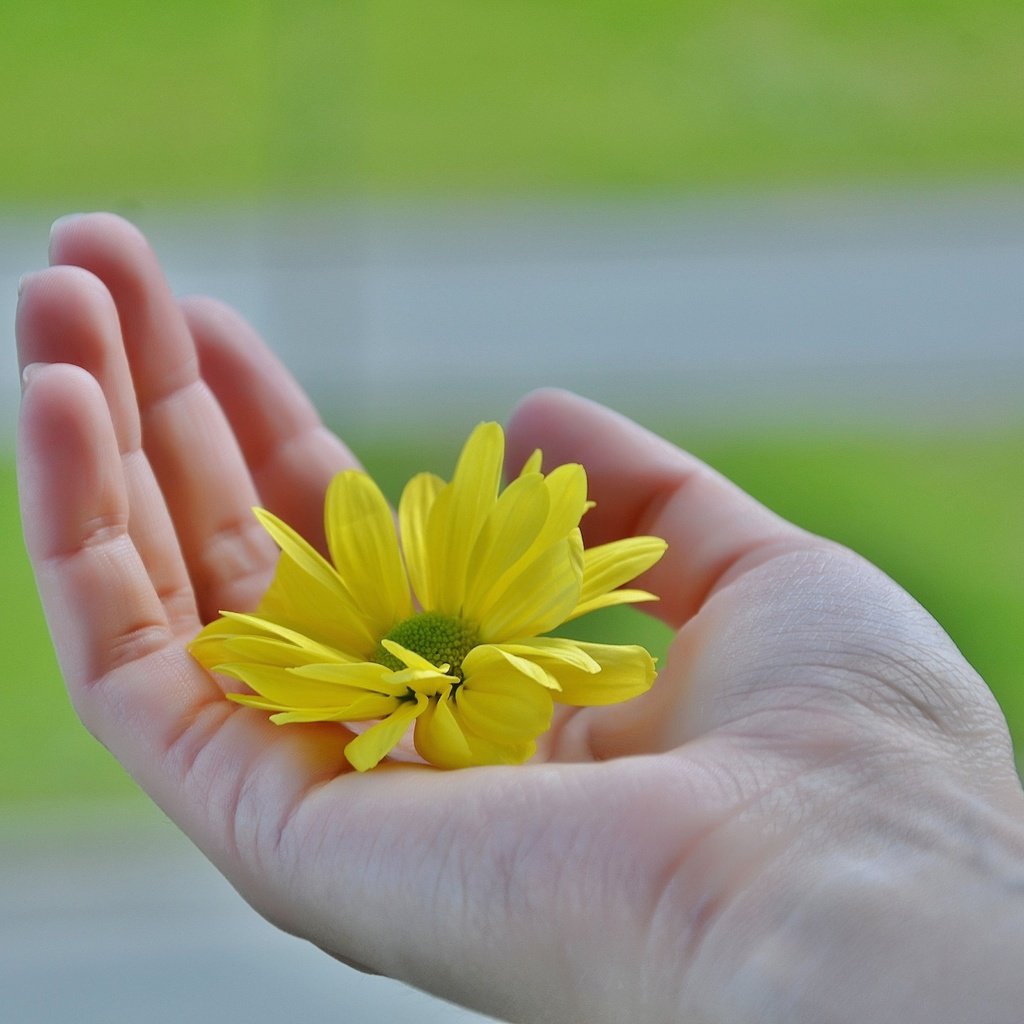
3;187;1023;440
0;804;495;1023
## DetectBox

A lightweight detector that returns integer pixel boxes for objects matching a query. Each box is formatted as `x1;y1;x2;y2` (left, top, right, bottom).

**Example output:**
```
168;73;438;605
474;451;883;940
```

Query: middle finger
48;213;276;621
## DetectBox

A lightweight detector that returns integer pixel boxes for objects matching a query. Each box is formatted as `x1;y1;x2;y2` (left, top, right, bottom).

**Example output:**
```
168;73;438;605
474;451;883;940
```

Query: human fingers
16;268;197;633
181;295;361;552
17;362;211;741
48;214;276;620
17;361;354;866
505;388;821;629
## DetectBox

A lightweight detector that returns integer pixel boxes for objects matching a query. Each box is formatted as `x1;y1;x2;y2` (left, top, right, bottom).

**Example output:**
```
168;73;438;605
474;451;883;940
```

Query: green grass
4;1;1024;206
699;427;1024;746
1;457;143;804
3;426;1019;804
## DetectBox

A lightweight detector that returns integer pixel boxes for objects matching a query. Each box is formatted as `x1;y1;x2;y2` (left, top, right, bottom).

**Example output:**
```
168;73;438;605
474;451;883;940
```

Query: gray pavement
3;187;1024;442
1;803;496;1023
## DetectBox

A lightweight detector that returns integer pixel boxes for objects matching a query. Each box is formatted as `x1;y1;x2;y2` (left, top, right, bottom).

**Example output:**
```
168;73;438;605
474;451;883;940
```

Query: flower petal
252;512;378;655
462;472;550;616
254;507;351;601
426;422;505;615
545;641;657;706
219;662;402;713
344;694;429;771
392;668;455;696
454;656;554;743
325;470;413;633
469;463;589;632
476;530;584;641
534;463;590;551
289;661;412;696
380;638;445;673
491;636;601;674
265;700;396;725
566;537;668;621
192;633;354;672
567;588;660;619
398;471;445;609
414;694;473;769
231;693;400;724
464;643;562;690
518;449;543;476
200;610;358;663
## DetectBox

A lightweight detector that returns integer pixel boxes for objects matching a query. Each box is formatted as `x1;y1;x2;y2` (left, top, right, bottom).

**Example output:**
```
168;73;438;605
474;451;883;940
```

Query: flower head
190;423;666;770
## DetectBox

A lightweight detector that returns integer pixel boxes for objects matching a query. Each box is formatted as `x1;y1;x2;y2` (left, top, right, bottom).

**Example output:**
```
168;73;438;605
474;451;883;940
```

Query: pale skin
15;212;1024;1024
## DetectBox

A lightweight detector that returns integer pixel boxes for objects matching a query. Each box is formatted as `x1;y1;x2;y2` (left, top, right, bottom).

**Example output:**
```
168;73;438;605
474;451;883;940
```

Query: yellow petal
267;700;396;724
392;668;455;697
454;659;553;743
189;631;248;671
462;472;550;616
380;638;444;673
325;471;413;633
219;663;401;713
534;463;590;551
212;611;357;662
344;694;429;771
190;613;242;643
566;537;667;621
566;588;660;620
414;694;473;769
470;464;589;631
255;507;352;602
309;641;454;696
545;641;657;706
229;692;400;723
426;422;505;615
463;644;561;690
289;661;412;697
398;471;445;609
490;636;601;674
192;633;354;672
518;449;543;476
252;517;378;655
476;530;584;641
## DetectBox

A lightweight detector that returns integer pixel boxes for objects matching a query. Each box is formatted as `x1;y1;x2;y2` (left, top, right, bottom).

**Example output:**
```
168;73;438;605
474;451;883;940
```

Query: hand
16;213;1024;1024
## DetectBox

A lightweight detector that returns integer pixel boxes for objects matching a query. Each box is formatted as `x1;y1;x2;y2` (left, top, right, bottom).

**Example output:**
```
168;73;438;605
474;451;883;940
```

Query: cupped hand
16;214;1024;1024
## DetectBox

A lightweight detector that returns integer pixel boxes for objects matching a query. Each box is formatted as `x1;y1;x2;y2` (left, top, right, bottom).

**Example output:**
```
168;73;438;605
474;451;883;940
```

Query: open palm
17;214;1024;1023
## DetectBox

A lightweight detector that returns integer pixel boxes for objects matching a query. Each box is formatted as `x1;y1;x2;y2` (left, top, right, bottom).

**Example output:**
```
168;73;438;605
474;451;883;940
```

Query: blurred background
2;2;1022;1021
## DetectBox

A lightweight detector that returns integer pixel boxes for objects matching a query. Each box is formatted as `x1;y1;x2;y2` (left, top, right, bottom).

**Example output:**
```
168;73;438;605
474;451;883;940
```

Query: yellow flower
190;423;666;771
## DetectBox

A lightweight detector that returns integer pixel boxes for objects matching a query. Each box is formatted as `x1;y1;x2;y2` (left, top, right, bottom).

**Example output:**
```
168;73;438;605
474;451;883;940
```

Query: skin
15;212;1024;1024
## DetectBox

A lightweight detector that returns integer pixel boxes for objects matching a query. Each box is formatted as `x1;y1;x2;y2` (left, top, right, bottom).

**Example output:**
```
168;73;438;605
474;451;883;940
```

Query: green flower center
374;613;479;679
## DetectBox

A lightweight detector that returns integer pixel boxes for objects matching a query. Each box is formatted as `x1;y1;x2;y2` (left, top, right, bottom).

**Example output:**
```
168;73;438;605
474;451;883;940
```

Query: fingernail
49;213;87;258
17;272;32;297
50;213;86;237
21;361;48;393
